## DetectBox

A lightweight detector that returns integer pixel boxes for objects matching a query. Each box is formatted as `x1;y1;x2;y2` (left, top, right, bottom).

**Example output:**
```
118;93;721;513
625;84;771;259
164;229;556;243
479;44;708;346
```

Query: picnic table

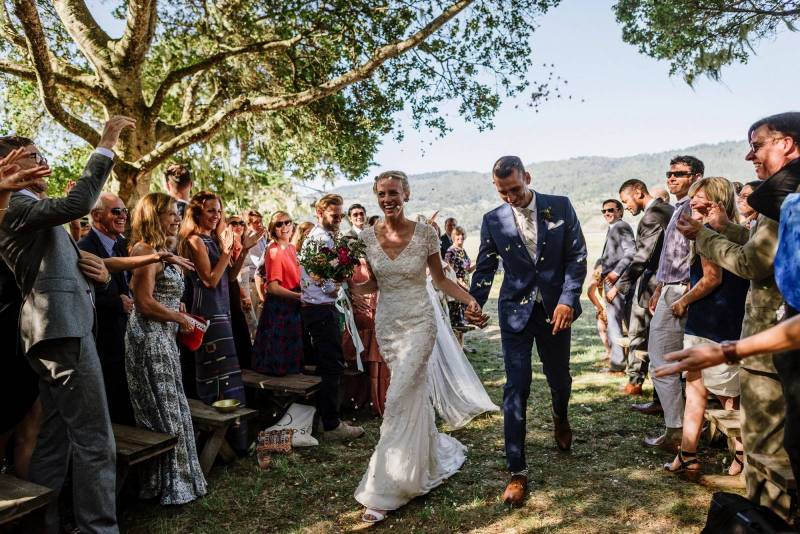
188;398;257;475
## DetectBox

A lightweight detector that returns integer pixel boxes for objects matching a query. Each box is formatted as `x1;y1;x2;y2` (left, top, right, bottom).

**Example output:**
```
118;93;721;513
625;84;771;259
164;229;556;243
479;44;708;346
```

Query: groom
469;155;587;505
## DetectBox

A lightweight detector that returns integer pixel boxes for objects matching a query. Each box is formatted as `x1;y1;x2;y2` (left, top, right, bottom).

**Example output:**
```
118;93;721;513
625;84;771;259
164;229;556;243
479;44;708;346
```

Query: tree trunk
114;119;157;206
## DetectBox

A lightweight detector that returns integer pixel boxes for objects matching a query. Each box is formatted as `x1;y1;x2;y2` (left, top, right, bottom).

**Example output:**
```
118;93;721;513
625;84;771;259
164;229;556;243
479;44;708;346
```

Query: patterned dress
444;246;472;327
125;264;207;505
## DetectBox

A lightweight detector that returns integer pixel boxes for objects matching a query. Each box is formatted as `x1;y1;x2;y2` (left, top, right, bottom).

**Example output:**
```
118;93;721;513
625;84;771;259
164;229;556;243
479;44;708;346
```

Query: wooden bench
0;474;54;526
748;453;796;493
243;369;322;398
188;398;258;475
303;365;361;379
114;424;178;495
704;409;741;455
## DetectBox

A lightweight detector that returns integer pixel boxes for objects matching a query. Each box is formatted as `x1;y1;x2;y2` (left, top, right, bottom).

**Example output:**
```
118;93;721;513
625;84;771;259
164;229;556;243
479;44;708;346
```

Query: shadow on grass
120;297;733;533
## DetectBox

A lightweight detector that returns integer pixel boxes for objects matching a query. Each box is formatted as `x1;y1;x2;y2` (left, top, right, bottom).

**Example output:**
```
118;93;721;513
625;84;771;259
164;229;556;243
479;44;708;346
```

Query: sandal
664;448;701;481
728;450;744;476
362;508;387;524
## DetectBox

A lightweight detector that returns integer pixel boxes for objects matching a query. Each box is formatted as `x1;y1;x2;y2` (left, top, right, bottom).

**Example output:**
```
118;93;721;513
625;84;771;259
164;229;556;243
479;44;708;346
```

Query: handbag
702;492;794;533
177;314;209;351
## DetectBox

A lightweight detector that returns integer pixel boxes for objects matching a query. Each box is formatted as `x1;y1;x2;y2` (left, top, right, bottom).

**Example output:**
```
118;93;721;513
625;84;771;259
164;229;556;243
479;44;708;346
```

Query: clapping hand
220;227;236;254
157;250;195;271
654;343;725;377
705;201;730;231
676;213;703;240
242;228;265;250
0;148;50;192
464;300;489;328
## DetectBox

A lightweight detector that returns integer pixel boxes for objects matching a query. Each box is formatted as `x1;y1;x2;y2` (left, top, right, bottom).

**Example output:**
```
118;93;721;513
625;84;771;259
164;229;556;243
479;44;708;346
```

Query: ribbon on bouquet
335;285;364;372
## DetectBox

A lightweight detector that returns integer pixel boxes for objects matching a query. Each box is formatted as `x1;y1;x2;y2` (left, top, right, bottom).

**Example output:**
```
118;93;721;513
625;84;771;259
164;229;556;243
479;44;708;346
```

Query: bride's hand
464;300;489;328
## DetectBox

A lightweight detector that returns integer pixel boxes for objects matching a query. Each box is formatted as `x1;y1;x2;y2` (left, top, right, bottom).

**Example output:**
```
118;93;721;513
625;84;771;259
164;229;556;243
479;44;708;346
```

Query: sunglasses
665;171;693;178
110;207;129;216
26;152;48;165
351;212;366;218
228;221;245;227
601;208;617;214
274;220;293;228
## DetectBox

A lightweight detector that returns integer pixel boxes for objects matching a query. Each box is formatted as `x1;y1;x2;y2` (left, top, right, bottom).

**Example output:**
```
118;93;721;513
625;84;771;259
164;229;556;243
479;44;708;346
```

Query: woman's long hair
130;192;174;252
178;190;223;258
291;221;315;252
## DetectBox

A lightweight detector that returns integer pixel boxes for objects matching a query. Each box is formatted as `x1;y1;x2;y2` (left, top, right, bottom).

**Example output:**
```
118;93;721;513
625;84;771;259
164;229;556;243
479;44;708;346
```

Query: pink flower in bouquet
337;247;351;266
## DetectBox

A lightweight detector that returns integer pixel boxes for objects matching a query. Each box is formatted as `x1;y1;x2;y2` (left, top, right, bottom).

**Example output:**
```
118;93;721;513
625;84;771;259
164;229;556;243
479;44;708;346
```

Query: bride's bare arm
427;253;477;308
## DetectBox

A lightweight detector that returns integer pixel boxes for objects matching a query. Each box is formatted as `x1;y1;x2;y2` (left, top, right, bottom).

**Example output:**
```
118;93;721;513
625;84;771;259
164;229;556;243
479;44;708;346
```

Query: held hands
97;116;136;151
551;304;573;335
464;299;489;329
654;343;725;378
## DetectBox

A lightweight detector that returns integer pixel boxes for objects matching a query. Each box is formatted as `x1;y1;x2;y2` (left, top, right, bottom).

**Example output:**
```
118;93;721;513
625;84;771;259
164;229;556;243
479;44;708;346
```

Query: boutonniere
540;207;553;222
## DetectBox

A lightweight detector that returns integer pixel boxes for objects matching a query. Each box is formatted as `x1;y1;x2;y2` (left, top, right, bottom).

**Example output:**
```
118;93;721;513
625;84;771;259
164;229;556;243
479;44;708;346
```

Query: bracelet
720;340;742;364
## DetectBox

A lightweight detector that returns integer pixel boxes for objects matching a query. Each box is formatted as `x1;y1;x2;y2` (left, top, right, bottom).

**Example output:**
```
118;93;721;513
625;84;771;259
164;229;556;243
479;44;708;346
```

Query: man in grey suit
607;179;675;400
595;199;635;372
0;116;135;534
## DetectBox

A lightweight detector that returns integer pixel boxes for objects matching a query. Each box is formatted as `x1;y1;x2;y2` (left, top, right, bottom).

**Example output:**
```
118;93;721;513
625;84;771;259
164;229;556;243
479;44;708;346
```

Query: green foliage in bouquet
299;235;367;283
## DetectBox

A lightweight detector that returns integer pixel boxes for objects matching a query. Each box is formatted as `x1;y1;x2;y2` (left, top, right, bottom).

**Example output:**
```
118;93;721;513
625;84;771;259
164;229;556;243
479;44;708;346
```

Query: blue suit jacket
470;192;588;333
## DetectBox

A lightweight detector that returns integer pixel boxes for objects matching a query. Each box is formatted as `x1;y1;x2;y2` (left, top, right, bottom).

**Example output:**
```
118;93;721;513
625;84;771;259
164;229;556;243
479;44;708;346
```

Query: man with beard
300;194;365;441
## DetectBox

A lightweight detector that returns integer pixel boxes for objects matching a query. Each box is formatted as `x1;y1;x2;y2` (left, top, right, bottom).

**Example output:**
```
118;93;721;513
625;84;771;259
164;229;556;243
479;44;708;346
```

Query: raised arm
469;214;499;309
695;217;777;281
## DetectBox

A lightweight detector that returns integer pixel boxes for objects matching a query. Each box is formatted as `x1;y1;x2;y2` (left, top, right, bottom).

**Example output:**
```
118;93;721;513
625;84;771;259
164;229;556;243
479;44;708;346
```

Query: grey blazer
614;198;675;299
597;219;635;278
0;153;114;353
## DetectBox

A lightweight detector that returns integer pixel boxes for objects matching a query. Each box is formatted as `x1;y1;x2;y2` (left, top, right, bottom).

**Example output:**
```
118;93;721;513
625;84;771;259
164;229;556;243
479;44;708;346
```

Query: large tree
0;0;561;203
614;0;799;84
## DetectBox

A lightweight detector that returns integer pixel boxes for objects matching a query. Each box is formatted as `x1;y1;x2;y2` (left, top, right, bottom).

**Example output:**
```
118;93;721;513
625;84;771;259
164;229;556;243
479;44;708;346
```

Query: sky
85;0;800;184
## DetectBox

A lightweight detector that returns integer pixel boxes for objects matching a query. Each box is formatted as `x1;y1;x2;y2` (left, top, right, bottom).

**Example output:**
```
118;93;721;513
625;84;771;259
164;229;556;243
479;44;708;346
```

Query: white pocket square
546;220;564;230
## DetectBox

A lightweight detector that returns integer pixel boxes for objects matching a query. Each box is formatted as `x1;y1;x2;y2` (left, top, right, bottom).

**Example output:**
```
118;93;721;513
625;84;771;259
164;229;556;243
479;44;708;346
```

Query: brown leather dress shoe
502;475;528;506
630;401;663;416
622;383;643;396
553;415;572;451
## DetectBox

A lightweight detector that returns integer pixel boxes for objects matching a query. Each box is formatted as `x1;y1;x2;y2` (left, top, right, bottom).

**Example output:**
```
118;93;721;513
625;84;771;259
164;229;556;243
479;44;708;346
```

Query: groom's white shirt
511;189;537;261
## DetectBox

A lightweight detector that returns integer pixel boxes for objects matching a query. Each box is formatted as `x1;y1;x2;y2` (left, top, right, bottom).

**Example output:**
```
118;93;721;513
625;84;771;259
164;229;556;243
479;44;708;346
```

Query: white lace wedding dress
354;222;466;511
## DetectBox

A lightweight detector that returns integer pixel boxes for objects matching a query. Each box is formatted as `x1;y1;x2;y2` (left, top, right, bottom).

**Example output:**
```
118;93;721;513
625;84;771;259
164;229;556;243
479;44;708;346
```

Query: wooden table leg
116;462;130;497
198;424;230;475
219;440;236;463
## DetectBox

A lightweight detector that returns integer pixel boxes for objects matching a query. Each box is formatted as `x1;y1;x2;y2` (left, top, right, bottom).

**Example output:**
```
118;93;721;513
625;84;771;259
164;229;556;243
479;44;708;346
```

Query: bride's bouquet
299;234;366;286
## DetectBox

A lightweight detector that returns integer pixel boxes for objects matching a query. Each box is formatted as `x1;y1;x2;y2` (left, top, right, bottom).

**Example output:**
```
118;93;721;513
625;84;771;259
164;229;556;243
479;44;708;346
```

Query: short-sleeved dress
354;222;466;511
252;242;303;375
444;245;472;327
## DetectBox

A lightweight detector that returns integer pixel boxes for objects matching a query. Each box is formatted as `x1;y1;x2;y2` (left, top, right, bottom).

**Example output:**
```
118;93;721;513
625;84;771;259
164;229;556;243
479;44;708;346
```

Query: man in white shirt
300;194;364;440
240;209;267;334
345;203;367;238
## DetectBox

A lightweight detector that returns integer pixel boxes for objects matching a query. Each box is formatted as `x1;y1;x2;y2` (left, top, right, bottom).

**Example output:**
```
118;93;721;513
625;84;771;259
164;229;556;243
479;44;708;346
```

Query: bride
352;170;485;523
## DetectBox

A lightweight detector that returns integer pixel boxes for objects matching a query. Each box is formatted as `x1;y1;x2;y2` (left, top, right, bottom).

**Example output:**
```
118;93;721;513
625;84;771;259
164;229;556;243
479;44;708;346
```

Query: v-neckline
375;222;418;262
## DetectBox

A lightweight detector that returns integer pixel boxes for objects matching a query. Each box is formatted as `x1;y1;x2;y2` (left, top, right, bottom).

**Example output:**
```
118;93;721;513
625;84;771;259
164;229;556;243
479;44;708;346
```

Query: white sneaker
323;421;365;441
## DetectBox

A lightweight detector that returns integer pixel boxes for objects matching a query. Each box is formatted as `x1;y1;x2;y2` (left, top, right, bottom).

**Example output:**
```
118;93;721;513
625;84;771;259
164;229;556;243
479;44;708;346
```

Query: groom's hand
551;304;573;335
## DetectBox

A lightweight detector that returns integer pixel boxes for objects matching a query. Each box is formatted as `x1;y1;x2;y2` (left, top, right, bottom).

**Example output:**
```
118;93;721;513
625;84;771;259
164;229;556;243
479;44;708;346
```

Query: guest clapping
179;191;263;453
126;193;207;505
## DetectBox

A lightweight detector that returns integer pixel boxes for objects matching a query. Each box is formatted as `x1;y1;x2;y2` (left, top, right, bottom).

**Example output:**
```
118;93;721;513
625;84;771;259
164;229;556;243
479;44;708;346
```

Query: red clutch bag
177;314;210;351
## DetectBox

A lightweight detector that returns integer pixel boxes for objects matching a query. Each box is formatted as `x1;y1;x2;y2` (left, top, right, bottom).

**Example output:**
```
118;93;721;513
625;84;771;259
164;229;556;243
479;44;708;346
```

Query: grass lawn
121;291;740;533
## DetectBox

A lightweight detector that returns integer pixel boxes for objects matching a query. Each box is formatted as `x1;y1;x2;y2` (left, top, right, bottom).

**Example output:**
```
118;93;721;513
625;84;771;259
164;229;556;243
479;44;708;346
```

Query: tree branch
136;0;473;173
147;34;304;116
116;0;157;69
12;0;100;146
0;0;26;51
52;0;114;76
0;59;114;105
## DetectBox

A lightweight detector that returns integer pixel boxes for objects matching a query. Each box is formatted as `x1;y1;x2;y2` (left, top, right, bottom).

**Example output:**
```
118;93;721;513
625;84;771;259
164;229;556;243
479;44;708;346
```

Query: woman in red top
252;211;303;375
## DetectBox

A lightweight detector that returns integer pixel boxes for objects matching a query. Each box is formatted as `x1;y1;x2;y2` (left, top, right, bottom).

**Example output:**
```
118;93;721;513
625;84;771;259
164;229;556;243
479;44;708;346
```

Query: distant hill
333;140;754;236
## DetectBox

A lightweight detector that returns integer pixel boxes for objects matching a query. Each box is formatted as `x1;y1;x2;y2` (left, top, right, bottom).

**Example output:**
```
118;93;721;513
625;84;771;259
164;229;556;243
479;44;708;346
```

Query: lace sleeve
424;224;441;258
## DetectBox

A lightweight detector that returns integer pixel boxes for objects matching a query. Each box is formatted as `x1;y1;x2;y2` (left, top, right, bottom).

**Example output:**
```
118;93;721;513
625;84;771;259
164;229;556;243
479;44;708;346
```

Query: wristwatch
720;340;742;364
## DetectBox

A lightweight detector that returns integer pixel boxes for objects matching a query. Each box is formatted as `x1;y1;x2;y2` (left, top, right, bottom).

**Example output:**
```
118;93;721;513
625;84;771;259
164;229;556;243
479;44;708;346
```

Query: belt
300;302;336;308
663;282;689;286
